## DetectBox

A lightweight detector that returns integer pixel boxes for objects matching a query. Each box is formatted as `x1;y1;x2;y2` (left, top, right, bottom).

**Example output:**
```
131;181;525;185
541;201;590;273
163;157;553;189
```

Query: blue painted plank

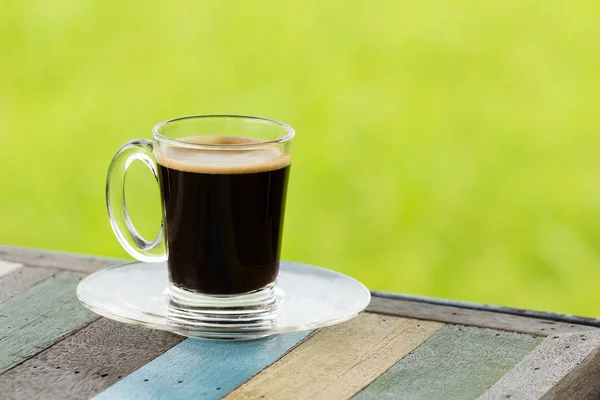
0;273;96;373
94;331;312;400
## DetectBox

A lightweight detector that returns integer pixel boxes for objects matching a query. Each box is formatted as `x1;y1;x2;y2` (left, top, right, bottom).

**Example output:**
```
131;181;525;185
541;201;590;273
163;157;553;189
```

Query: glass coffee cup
106;115;294;330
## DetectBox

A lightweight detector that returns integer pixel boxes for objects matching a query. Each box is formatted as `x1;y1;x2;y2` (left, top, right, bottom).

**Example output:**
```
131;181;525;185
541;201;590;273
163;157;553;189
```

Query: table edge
2;244;598;328
372;290;600;329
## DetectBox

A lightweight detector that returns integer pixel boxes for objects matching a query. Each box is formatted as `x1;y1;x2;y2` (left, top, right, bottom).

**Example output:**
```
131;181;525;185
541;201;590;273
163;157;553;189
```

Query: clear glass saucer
76;261;371;340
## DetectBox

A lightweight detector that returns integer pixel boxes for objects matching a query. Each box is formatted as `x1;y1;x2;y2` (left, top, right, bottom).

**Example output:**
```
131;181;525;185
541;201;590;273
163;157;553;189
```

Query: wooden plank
93;331;313;400
373;291;600;330
225;313;444;400
479;331;600;400
543;340;600;400
353;325;542;400
368;296;596;336
0;272;97;374
0;245;124;274
0;318;184;400
0;265;59;305
0;260;22;277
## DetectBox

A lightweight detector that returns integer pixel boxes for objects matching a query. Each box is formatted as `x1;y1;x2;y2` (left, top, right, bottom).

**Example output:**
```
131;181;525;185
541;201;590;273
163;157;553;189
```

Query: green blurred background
1;1;599;315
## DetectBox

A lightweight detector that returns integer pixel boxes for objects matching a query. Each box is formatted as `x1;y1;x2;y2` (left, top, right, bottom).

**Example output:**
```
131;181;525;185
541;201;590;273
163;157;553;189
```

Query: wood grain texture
225;313;444;400
3;247;600;400
0;260;22;276
0;265;59;305
94;331;313;400
368;296;596;336
353;325;542;400
0;245;124;274
543;342;600;400
479;330;600;400
0;318;184;400
0;273;97;374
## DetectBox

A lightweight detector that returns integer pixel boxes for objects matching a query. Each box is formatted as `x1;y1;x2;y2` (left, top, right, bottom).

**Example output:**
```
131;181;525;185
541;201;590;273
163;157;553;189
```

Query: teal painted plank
0;273;96;373
0;265;58;305
94;331;312;400
353;325;543;400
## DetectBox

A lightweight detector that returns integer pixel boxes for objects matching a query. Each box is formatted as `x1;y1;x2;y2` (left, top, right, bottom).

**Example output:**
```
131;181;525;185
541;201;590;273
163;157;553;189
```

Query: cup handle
106;139;167;262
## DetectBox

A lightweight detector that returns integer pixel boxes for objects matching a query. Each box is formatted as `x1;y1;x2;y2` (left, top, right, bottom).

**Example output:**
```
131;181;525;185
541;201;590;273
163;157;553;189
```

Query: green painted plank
0;273;97;374
353;325;543;400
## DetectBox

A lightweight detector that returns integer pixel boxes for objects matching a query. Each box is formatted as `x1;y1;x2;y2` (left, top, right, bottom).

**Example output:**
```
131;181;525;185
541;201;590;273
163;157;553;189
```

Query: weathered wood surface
225;313;443;400
480;331;600;400
354;325;542;400
0;318;184;400
0;260;22;277
0;273;97;374
94;331;313;400
0;264;59;305
543;337;600;400
368;296;596;336
0;245;125;274
2;246;600;400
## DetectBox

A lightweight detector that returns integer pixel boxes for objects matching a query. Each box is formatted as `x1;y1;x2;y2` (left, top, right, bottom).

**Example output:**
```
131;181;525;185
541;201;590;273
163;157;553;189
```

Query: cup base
167;283;279;331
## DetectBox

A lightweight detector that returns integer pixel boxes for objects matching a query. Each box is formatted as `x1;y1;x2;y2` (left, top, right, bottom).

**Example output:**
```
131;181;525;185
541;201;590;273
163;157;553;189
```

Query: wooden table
1;245;600;400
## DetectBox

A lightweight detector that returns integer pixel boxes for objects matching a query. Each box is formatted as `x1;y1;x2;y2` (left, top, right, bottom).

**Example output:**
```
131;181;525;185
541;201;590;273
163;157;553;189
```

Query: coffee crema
156;136;291;175
157;136;291;295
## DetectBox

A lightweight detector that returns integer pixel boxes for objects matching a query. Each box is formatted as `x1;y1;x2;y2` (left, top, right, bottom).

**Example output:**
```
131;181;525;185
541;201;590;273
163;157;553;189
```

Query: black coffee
157;137;291;295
